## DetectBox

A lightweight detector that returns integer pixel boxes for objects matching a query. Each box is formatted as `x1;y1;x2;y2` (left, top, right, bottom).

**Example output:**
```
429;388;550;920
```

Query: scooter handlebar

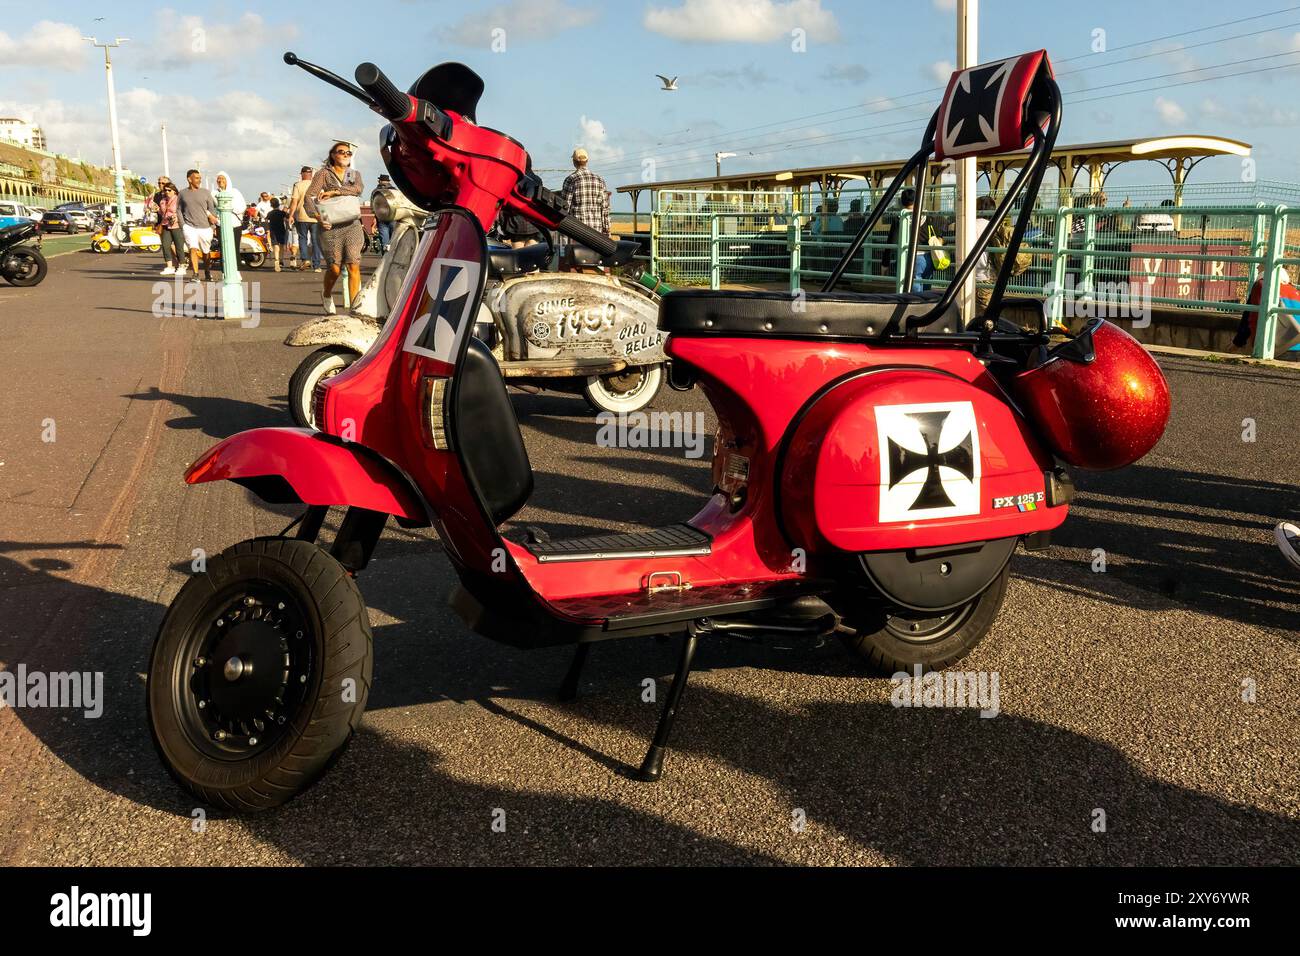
355;62;414;121
555;215;618;257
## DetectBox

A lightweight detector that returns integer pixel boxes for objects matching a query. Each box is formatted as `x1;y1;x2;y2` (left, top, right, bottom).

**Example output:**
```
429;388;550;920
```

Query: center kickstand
637;628;699;783
558;642;590;701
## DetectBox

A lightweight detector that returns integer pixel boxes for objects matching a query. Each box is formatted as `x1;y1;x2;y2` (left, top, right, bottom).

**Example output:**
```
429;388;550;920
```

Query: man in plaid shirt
561;148;610;237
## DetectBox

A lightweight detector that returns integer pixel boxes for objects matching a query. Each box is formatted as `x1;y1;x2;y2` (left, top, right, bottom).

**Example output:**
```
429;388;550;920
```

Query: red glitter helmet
1011;319;1171;470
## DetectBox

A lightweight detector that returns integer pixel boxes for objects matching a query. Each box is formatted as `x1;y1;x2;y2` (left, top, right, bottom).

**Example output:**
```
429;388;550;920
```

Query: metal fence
647;194;1300;359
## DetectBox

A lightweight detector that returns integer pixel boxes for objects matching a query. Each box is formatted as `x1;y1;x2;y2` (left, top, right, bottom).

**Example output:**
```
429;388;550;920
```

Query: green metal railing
648;198;1300;359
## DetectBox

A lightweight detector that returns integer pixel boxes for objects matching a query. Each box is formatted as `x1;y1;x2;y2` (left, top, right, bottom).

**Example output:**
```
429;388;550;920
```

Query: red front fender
185;427;429;525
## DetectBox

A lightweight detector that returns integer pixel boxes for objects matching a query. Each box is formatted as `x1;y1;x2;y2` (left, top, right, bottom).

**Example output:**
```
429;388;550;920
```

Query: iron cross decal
876;401;982;522
403;256;482;364
942;58;1013;155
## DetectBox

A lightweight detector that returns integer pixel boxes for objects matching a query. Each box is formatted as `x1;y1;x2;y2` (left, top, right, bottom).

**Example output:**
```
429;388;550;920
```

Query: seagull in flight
656;74;679;91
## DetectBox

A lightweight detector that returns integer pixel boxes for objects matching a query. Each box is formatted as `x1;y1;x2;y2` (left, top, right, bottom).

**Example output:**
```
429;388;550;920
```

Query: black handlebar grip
557;215;617;257
355;62;412;121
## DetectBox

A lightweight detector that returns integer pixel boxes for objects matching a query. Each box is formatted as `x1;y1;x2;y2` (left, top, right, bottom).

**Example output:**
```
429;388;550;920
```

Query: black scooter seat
488;242;551;277
657;289;962;339
570;239;639;268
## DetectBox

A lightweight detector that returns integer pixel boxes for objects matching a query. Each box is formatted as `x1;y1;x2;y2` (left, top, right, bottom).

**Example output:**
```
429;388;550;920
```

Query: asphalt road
0;247;1296;866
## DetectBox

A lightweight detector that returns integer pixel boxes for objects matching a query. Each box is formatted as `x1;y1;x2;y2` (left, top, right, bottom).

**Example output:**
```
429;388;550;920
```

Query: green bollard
215;192;246;321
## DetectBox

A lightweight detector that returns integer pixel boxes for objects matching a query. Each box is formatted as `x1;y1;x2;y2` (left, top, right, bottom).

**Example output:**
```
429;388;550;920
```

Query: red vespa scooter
147;50;1171;810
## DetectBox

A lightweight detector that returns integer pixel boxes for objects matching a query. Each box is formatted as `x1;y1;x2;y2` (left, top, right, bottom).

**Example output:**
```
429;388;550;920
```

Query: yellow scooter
91;220;162;254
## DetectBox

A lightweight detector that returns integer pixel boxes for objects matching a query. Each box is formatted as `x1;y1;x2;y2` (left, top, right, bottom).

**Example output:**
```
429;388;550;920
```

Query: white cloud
1154;96;1186;124
644;0;839;43
1201;95;1300;128
0;20;89;71
137;11;295;72
685;64;774;88
577;115;624;165
822;63;869;84
0;85;371;196
442;0;599;46
932;0;957;10
928;59;955;84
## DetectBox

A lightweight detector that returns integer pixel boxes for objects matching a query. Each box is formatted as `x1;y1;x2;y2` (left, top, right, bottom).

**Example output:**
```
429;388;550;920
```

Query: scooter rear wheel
147;537;373;811
583;364;664;414
837;565;1009;673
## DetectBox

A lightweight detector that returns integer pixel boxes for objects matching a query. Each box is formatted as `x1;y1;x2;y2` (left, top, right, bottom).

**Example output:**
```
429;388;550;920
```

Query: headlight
372;191;393;221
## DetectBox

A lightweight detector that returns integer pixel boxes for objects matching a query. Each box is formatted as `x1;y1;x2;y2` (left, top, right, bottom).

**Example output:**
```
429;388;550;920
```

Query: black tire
288;347;360;429
837;564;1010;673
147;537;373;812
242;251;266;269
2;247;47;286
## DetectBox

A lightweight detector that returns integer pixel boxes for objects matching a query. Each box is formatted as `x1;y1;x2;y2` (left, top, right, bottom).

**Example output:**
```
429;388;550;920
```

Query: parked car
0;201;35;228
40;211;80;234
65;209;93;231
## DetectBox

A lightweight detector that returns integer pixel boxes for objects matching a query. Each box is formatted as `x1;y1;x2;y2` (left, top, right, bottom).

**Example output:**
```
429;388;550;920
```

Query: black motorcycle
0;221;47;287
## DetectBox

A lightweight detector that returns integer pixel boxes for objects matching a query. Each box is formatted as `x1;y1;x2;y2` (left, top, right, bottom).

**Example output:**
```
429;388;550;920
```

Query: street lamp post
161;124;170;180
83;36;130;225
715;151;736;179
214;192;247;321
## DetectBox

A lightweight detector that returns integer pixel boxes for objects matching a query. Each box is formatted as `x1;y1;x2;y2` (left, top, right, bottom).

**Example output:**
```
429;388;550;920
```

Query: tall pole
955;0;977;322
84;37;130;224
161;123;170;179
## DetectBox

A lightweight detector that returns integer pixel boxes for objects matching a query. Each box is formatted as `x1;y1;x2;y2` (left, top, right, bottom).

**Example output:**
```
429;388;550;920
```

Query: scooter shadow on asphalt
1043;462;1300;636
4;543;1298;864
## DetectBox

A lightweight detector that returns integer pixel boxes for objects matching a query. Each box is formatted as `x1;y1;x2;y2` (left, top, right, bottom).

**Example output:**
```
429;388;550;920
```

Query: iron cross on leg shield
876;402;982;523
404;256;483;364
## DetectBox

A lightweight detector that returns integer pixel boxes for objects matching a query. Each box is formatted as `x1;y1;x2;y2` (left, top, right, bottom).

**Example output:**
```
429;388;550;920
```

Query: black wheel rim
172;581;315;759
883;600;977;645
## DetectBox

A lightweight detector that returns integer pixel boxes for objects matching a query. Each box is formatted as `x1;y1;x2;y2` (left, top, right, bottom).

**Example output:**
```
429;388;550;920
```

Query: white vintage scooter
283;187;668;427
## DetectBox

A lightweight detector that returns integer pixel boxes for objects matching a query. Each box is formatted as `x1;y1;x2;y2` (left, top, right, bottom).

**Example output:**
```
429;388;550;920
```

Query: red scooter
148;50;1171;810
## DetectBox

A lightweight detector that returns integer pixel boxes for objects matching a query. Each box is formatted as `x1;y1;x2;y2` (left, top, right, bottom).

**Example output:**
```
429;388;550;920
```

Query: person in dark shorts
266;197;290;272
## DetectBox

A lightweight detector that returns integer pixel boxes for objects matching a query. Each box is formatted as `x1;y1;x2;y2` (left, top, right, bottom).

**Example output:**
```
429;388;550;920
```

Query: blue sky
1;0;1298;206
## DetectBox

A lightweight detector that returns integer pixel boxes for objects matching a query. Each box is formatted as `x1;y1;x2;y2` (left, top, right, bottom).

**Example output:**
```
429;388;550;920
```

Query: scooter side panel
782;369;1065;552
496;273;666;364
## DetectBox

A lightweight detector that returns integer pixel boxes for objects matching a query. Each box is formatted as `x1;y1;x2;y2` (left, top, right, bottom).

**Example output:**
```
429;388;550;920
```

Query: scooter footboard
185;426;430;525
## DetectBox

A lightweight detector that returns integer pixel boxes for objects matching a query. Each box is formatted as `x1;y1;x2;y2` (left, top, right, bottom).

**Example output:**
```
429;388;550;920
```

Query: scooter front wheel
288;347;360;428
147;537;373;812
837;565;1010;673
583;364;664;415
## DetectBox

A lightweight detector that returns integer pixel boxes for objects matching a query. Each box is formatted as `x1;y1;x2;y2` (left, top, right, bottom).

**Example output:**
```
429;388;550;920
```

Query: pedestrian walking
214;171;247;269
178;168;218;280
266;197;289;272
156;181;186;275
288;165;322;272
372;174;397;253
305;141;364;315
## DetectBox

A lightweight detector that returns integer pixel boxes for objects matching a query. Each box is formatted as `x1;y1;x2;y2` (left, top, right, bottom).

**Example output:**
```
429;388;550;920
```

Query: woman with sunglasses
157;182;186;276
304;141;364;314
